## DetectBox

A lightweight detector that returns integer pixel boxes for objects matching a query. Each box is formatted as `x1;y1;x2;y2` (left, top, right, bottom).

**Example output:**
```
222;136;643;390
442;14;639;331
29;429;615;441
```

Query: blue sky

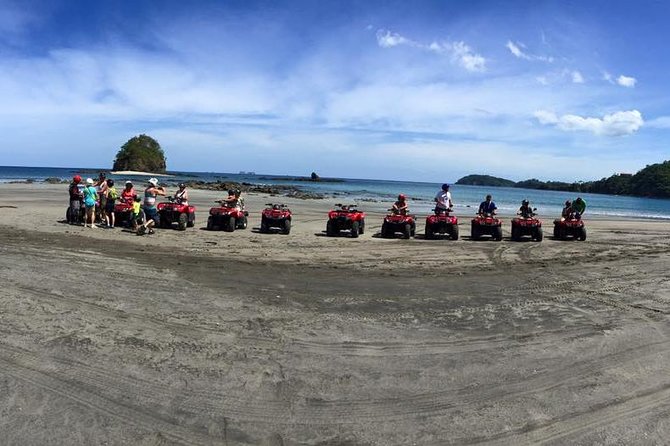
1;0;669;182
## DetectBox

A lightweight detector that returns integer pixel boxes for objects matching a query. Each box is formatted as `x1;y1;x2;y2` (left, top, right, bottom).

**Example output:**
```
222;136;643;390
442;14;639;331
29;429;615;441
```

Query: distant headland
456;160;670;198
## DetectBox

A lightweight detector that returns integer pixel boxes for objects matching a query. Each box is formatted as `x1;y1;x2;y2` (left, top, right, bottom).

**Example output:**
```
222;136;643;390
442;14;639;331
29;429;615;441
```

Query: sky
1;0;669;182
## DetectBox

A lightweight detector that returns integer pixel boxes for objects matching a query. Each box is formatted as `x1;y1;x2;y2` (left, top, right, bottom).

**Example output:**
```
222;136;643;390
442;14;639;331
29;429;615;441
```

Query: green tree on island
113;134;167;173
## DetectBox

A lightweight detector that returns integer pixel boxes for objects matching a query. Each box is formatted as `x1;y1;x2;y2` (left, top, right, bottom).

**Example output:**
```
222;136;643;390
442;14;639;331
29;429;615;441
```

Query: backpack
108;187;118;200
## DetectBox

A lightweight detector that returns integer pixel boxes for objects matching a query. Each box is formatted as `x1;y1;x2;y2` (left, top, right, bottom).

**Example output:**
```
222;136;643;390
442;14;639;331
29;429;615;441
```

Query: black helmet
234;188;241;196
486;194;492;200
442;183;450;191
179;183;186;188
228;189;235;195
522;199;529;206
107;179;114;187
565;200;572;206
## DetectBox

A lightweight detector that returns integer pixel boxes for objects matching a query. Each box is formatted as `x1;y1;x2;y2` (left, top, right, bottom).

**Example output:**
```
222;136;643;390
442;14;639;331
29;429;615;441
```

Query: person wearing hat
137;178;165;235
518;199;534;218
68;175;84;224
82;178;99;228
121;181;135;204
434;183;453;214
174;183;189;205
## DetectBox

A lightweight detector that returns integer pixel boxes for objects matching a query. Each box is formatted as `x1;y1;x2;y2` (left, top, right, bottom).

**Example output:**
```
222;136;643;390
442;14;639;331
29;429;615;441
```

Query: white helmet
85;178;94;185
148;178;158;186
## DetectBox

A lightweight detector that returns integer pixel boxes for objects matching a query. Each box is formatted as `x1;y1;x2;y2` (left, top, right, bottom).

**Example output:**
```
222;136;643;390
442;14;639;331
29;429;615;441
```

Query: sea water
1;165;670;220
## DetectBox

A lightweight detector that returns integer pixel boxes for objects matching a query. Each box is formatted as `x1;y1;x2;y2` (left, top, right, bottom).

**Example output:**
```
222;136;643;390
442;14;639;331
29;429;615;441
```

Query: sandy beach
0;183;668;445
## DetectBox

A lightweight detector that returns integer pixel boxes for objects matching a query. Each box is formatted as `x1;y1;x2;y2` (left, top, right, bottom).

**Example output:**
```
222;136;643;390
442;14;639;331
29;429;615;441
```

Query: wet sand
0;183;669;445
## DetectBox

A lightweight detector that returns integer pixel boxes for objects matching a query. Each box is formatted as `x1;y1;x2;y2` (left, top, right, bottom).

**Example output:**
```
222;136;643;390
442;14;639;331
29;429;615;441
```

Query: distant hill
455;174;516;187
457;160;670;199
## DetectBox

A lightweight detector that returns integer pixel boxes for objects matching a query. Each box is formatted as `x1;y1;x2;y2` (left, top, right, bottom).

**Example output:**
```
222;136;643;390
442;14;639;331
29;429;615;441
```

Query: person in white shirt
434;183;453;213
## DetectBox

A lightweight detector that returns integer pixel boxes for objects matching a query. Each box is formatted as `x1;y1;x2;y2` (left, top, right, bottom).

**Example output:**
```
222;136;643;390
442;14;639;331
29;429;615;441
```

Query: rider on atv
478;195;497;215
121;181;135;204
434;184;453;214
221;189;243;210
573;197;586;219
174;183;189;205
518;199;534;218
392;194;409;215
561;200;573;219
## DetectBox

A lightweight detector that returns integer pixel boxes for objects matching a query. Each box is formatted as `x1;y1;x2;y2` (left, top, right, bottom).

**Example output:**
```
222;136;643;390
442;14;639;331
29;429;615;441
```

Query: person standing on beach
434;184;453;214
103;179;118;228
137;178;165;235
95;172;108;223
68;175;83;224
82;178;98;228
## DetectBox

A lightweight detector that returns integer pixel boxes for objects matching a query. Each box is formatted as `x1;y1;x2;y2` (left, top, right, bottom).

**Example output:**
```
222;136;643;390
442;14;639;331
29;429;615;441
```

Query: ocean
2;165;670;220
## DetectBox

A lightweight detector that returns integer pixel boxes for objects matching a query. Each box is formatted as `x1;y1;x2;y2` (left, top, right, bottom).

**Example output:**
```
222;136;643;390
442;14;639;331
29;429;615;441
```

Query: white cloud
571;71;584;84
505;40;553;62
506;41;527;59
450;41;486;72
534;109;644;136
375;29;410;48
376;29;486;72
602;71;614;83
617;75;637;88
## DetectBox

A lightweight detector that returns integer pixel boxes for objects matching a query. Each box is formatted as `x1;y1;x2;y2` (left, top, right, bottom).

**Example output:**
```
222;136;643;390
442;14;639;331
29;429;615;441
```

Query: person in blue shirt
478;194;497;215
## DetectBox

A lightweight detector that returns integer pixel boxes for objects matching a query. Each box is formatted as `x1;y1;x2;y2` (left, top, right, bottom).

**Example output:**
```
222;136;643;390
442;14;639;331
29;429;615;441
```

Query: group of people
388;183;586;220
69;175;587;234
68;174;194;235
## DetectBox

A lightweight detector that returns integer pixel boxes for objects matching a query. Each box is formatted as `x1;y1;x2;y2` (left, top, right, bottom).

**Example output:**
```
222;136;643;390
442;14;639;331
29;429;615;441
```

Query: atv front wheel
471;225;480;241
207;216;215;231
226;217;236;232
359;219;365;235
187;213;195;227
578;226;587;241
326;220;335;237
178;213;188;231
424;224;433;240
283;219;291;235
535;227;543;242
351;221;360;238
239;216;248;229
403;223;411;239
511;225;520;241
493;225;503;241
381;222;389;238
451;224;459;241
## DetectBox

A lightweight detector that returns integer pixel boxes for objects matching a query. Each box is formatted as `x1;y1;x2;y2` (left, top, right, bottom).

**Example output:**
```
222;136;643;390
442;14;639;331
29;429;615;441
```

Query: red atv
381;210;416;239
157;197;196;231
425;208;459;240
471;213;503;241
113;199;134;227
553;215;586;241
260;203;292;234
326;204;365;238
207;201;248;232
511;211;543;241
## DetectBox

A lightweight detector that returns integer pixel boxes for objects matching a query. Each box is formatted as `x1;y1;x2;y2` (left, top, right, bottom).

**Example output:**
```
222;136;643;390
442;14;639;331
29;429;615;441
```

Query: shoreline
110;170;174;177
